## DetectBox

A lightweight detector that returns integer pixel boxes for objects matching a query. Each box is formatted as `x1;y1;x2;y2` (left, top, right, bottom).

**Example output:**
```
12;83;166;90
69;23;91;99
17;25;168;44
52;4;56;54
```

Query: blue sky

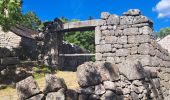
23;0;170;31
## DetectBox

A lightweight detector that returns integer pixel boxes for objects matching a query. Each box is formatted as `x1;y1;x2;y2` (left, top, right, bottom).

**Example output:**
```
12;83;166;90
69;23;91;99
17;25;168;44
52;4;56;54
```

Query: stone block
120;16;133;25
116;49;130;57
142;26;153;35
128;35;150;44
95;26;101;45
95;84;106;95
138;43;154;55
119;60;146;80
95;62;120;81
115;29;123;36
102;30;110;36
133;15;151;24
101;12;110;19
123;28;139;36
126;55;151;66
105;36;117;44
130;46;138;54
43;74;67;93
103;44;112;52
95;53;102;61
138;35;151;43
16;76;40;100
106;57;115;62
123;9;141;16
103;81;116;91
77;62;102;87
117;36;127;44
101;26;108;31
113;44;123;49
107;14;120;25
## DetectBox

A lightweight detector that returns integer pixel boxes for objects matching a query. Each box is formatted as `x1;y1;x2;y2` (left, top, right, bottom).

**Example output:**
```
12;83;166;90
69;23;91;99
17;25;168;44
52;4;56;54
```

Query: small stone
142;26;152;35
132;80;143;86
123;88;131;94
43;74;67;93
101;12;110;19
103;81;117;90
95;84;106;95
101;26;108;31
123;9;141;16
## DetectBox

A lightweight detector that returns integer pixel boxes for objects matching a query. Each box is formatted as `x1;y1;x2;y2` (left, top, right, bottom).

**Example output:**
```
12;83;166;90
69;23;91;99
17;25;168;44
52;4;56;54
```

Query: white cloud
154;0;170;18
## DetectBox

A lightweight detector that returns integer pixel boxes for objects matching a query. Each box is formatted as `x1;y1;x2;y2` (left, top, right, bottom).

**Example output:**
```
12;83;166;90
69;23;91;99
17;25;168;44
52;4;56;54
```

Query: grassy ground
0;71;79;100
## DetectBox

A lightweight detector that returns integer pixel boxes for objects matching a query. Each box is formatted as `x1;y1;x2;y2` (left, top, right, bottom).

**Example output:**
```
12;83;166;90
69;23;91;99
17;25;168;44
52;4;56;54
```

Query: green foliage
61;18;95;53
0;0;42;31
0;0;22;31
157;28;170;38
21;12;42;31
64;31;95;53
32;65;52;79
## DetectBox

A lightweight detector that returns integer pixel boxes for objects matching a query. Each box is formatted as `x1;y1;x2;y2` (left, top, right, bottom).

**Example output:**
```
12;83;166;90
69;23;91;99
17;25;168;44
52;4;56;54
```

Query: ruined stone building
0;26;38;66
16;9;170;100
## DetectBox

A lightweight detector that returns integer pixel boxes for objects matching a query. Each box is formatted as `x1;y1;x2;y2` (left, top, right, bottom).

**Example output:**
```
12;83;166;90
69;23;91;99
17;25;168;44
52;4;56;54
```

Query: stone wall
0;27;38;62
95;9;170;99
37;19;63;69
0;27;21;49
59;42;92;71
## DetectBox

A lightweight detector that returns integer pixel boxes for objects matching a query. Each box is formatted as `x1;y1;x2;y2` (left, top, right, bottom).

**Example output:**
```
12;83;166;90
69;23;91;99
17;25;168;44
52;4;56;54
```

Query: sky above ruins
23;0;170;31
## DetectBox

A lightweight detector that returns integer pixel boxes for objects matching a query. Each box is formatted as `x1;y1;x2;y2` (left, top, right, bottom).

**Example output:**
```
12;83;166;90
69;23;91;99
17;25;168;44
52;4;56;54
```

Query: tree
0;0;42;31
64;31;95;53
0;0;22;31
157;28;170;38
61;18;95;53
21;12;42;31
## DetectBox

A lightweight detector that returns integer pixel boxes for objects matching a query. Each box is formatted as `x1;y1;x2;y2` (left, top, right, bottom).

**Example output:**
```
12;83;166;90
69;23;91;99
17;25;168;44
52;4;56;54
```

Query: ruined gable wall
0;27;21;49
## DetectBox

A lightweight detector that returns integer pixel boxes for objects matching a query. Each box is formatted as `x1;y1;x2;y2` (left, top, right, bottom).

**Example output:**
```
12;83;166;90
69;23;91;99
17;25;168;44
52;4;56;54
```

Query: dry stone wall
95;9;170;100
0;27;21;49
